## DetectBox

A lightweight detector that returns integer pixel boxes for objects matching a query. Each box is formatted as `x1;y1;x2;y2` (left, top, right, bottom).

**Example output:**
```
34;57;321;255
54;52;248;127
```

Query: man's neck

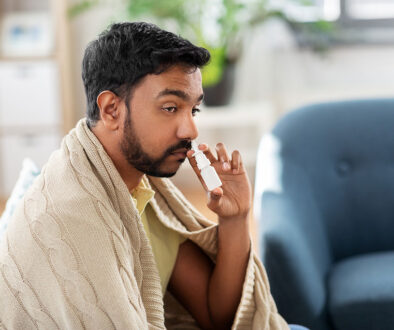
90;123;144;193
118;166;145;193
102;147;145;193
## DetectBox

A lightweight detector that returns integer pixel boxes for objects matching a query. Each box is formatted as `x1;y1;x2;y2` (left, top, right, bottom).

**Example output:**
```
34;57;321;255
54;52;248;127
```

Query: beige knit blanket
0;119;288;330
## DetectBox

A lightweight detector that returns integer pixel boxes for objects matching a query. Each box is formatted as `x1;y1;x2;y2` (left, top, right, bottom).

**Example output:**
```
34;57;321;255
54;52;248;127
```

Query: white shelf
0;0;74;198
0;61;61;128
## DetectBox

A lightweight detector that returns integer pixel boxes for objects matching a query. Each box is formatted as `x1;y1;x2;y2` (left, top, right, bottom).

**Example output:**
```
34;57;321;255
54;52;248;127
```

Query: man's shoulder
4;164;125;260
13;150;117;231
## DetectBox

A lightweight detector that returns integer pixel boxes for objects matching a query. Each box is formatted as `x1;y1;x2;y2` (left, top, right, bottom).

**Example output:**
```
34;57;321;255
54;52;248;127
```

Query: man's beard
120;106;191;177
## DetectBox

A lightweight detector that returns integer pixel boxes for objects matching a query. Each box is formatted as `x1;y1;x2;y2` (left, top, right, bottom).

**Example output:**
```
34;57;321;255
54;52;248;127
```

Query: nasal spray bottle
191;141;222;191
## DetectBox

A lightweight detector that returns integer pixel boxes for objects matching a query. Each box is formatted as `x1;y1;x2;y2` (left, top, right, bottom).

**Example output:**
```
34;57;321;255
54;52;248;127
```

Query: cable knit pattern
25;175;116;329
1;236;60;330
0;119;288;330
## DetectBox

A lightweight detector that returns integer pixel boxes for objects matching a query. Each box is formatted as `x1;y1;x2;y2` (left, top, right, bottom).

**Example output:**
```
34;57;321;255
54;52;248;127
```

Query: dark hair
82;22;210;127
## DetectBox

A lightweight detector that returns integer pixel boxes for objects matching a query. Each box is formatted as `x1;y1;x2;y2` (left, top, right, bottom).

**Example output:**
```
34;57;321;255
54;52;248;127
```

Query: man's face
120;64;203;177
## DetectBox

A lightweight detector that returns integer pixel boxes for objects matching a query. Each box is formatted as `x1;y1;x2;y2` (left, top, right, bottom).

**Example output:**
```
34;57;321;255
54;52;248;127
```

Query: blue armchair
254;99;394;330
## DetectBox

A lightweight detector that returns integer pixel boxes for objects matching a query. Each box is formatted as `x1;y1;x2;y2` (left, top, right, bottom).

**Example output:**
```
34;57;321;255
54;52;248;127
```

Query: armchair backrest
265;98;394;262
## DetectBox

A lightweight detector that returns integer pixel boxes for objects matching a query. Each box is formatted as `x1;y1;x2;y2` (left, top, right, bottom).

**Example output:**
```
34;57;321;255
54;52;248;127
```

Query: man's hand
176;142;252;329
187;142;252;220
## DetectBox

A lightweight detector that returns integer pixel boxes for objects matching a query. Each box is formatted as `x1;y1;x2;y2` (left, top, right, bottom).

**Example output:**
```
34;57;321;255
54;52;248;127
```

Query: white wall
68;0;127;120
233;18;394;117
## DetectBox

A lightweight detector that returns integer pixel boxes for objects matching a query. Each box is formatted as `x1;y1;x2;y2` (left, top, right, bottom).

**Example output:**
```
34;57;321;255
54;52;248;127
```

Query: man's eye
162;106;177;113
192;108;201;116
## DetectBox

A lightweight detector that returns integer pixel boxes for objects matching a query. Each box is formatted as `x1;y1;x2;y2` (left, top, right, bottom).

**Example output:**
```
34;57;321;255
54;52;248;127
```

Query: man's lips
172;148;188;153
170;148;188;158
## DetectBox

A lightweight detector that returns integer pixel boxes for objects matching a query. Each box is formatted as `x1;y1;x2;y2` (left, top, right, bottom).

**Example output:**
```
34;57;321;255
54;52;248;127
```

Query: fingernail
211;191;221;199
223;162;231;171
233;168;238;174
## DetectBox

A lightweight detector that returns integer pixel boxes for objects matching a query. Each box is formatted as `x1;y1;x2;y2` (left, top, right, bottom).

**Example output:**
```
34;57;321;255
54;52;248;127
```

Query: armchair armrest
260;190;331;328
254;135;332;328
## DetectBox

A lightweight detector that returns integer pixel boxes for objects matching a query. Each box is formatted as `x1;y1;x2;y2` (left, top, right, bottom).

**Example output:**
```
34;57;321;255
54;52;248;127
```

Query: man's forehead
156;88;204;102
156;65;202;84
142;67;203;100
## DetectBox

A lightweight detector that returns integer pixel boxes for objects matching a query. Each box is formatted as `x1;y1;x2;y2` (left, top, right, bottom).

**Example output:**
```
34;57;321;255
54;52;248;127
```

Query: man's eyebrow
156;88;204;102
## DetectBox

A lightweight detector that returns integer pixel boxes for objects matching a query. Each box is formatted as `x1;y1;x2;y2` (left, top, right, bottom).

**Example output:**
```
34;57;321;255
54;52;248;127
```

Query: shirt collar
131;177;155;215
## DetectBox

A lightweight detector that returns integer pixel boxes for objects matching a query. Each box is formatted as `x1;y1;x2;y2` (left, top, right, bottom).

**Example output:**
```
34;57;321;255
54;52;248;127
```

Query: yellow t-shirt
131;180;186;294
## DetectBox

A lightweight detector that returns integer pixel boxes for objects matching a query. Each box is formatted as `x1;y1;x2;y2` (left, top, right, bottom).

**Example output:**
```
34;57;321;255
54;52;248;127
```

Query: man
0;22;288;329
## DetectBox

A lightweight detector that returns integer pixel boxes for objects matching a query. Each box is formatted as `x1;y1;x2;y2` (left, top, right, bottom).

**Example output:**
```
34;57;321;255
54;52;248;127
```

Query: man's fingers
187;144;215;168
187;149;198;167
199;144;217;164
186;150;207;187
231;150;242;174
210;187;222;198
207;187;223;210
216;143;230;162
216;143;231;172
189;142;245;175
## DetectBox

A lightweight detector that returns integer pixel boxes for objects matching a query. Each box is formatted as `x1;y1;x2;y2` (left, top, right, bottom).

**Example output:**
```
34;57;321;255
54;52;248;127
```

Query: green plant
70;0;273;86
69;0;333;87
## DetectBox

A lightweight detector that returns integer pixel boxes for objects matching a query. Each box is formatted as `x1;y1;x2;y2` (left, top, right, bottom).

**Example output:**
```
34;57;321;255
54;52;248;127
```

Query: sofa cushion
0;158;40;240
328;251;394;330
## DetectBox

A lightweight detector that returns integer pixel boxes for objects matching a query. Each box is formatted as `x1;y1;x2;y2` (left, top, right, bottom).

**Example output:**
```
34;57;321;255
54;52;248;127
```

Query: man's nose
176;112;198;141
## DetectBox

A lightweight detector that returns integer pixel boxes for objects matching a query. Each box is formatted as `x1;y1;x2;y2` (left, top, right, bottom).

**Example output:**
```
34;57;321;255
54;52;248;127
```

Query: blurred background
0;0;394;219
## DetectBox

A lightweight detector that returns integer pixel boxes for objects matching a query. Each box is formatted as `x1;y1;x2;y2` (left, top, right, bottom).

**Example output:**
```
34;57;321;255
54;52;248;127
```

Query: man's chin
143;164;180;178
159;172;177;178
141;158;184;178
144;170;177;178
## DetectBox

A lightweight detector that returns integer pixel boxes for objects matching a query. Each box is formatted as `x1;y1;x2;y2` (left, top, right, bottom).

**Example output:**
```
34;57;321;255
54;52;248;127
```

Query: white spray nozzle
191;140;222;191
191;141;210;170
191;140;199;152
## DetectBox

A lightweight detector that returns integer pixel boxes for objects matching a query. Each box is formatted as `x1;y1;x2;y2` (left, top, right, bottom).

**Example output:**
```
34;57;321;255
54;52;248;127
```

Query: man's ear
96;90;123;130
